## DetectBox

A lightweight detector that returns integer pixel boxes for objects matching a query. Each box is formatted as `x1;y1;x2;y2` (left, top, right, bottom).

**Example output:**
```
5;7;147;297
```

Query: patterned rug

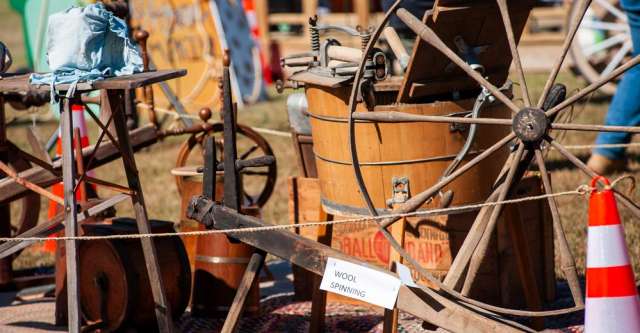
178;293;584;333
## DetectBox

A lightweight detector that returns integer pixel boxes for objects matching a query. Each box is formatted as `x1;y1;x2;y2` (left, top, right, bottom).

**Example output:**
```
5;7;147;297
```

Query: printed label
320;257;401;309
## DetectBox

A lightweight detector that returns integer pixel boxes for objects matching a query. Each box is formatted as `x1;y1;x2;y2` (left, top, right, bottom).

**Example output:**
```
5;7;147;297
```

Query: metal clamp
386;177;410;208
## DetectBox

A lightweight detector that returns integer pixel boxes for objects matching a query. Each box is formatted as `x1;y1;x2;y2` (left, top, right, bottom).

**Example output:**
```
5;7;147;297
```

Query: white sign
395;262;418;288
320;257;401;309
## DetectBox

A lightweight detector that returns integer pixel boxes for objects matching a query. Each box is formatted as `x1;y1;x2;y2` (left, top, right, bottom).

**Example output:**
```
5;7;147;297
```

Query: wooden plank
310;208;332;333
397;1;534;102
0;124;157;204
0;70;186;93
107;90;174;332
60;98;81;333
195;203;527;332
220;252;265;333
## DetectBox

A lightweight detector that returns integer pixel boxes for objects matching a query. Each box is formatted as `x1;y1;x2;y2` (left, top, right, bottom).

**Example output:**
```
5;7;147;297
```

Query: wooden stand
0;70;185;332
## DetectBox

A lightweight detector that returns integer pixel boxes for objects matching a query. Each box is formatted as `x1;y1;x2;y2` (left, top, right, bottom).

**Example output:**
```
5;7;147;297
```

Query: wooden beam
190;201;529;333
220;252;265;333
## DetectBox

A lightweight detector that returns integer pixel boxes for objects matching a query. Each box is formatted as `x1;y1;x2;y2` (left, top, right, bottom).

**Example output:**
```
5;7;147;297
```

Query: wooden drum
78;218;191;332
191;207;261;317
307;84;511;216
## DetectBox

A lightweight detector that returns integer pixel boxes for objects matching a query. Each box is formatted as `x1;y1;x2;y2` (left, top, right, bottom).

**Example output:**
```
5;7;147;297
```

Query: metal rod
546;54;640;118
538;0;592;109
462;144;525;295
352;111;513;125
496;0;531;106
534;149;584;306
396;8;520;113
380;133;516;229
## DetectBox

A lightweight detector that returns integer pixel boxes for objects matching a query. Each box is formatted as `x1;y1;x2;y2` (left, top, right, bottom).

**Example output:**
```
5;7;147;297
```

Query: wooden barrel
191;206;261;317
78;218;191;332
306;84;511;215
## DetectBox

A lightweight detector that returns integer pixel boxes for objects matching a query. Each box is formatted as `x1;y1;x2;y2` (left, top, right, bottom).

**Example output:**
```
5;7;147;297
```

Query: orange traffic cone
585;176;640;332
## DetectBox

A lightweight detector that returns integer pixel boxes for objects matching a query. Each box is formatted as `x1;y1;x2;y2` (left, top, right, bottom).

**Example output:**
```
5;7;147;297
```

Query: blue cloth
594;0;640;159
29;3;142;102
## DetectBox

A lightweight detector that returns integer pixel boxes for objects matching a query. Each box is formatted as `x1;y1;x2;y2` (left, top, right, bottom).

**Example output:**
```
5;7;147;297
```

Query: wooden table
0;69;186;333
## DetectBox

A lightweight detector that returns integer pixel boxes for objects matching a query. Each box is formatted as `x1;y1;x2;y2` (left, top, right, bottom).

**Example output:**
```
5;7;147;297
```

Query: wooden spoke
444;184;503;289
462;144;525;295
395;8;520;113
380;132;516;229
496;0;530;106
352;111;513;125
534;149;584;306
239;145;259;160
546;54;640;118
538;0;592;109
546;137;640;219
551;122;640;133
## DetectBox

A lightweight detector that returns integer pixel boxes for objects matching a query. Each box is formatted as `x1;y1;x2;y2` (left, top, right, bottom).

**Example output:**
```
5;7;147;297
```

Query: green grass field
2;3;640;284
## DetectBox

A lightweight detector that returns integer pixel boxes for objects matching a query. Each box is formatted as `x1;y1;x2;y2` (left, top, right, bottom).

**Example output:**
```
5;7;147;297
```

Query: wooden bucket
306;84;511;215
175;171;261;317
78;218;191;332
191;206;261;317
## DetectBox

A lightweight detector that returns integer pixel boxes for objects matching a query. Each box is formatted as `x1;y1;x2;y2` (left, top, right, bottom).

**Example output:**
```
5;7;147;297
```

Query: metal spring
309;16;320;52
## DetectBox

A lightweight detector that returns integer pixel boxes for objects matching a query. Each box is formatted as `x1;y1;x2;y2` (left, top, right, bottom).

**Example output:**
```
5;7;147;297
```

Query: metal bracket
386;177;410;208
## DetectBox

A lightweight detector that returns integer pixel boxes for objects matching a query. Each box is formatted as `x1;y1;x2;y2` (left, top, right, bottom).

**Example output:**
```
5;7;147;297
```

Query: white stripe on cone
586;296;640;333
587;225;631;268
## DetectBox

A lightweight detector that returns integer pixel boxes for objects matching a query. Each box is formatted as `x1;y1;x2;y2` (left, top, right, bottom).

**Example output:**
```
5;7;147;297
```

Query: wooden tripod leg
106;90;174;332
309;211;333;333
383;216;406;333
221;251;266;333
60;98;81;333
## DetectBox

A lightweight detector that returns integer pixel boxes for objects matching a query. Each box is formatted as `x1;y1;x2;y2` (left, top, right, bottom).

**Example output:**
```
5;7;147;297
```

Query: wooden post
354;0;370;28
309;208;332;333
383;211;406;333
60;98;81;333
107;90;174;332
220;251;266;333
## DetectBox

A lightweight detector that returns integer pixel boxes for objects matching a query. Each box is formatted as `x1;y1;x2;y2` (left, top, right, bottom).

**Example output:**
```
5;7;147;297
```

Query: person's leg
590;0;640;171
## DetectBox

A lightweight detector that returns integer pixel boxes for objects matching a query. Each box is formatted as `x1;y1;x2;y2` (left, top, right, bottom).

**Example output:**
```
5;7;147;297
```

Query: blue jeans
594;0;640;159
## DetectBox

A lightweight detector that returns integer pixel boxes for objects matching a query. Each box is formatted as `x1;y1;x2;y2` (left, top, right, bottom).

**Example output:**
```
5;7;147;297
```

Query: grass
2;2;640;291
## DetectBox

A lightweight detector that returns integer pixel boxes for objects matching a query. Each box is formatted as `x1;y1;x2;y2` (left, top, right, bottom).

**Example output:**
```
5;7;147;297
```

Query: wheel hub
512;108;549;143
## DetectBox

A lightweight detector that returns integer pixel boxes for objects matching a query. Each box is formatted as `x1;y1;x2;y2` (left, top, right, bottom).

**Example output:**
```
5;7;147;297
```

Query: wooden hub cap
512;108;549;143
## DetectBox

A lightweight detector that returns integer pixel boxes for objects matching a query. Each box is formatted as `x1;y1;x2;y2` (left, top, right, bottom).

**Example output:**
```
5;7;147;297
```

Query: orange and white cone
44;103;93;252
585;176;640;332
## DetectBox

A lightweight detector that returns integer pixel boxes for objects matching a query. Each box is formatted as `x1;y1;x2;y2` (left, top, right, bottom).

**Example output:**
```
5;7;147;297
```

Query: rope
1;184;597;242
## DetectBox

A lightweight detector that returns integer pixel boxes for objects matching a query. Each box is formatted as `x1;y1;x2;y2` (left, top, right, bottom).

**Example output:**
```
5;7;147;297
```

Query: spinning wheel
0;146;41;257
344;0;640;320
174;109;277;208
570;0;630;95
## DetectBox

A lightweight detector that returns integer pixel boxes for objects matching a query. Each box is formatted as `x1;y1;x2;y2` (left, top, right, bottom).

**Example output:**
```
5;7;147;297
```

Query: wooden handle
134;29;150;71
383;27;410;69
326;45;363;64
